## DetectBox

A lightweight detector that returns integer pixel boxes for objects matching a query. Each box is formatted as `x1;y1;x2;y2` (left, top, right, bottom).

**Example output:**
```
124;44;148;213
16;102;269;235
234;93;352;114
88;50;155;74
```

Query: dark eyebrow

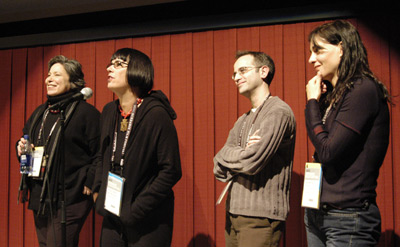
311;43;324;52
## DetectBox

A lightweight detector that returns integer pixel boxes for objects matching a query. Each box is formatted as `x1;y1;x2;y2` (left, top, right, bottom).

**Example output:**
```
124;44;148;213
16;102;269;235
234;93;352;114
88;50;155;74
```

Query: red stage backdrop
0;18;398;247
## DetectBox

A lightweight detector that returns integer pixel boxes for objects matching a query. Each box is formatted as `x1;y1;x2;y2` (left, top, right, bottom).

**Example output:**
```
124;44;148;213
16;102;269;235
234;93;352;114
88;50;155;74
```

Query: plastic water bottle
20;134;32;174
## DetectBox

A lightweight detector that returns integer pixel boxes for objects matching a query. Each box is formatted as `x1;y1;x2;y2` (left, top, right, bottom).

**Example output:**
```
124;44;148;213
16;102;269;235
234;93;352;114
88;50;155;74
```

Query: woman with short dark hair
93;48;182;246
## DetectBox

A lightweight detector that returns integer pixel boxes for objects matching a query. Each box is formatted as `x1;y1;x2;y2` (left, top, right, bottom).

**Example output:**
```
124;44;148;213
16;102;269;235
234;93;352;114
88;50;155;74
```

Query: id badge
216;180;233;205
29;146;44;178
301;162;322;209
104;172;125;216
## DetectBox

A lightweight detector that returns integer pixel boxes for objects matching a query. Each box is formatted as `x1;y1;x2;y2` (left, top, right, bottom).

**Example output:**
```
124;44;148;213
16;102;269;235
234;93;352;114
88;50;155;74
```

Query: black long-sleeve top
305;78;389;209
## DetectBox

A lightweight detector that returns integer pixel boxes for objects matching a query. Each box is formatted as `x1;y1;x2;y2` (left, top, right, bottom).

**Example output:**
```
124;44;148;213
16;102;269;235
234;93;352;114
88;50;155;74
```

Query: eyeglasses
107;60;128;69
232;66;261;80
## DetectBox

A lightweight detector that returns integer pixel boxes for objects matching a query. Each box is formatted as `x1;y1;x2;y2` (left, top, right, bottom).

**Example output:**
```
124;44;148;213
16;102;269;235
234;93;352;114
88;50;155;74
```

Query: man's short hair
236;51;275;85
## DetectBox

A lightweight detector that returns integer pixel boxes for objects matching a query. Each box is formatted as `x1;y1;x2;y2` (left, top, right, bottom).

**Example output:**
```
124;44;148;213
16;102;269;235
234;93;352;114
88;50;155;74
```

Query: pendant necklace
119;98;142;132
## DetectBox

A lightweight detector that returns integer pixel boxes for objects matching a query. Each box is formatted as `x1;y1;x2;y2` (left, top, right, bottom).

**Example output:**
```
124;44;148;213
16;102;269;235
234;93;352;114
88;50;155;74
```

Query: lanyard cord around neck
111;101;138;177
238;94;271;147
37;109;60;147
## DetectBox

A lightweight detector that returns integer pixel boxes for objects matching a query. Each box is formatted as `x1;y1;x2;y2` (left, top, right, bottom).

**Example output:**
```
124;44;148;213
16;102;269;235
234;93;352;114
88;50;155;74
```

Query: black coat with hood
93;90;182;226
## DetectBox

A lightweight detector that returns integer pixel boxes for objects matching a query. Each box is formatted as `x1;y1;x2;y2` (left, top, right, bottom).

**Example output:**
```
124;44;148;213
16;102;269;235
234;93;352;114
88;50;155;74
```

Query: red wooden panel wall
0;17;398;247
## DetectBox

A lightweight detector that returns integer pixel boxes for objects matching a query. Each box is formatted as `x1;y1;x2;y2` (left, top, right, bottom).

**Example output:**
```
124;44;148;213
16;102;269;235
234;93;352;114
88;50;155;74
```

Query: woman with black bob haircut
93;48;182;246
114;48;154;98
17;55;100;247
304;20;390;246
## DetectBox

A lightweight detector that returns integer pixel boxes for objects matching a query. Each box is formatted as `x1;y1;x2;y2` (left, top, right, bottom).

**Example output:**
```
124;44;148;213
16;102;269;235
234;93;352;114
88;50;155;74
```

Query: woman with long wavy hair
304;20;390;246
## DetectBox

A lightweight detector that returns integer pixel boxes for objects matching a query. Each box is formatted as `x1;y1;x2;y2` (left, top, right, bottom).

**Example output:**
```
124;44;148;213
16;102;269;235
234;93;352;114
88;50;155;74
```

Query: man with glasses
214;50;296;247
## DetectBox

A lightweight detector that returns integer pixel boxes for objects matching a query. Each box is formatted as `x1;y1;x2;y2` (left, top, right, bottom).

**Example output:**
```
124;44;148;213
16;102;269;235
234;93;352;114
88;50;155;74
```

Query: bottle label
20;154;32;174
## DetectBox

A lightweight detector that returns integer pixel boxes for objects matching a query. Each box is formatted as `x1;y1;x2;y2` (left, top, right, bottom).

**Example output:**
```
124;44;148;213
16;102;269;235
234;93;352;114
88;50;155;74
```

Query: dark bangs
111;48;154;98
110;48;131;62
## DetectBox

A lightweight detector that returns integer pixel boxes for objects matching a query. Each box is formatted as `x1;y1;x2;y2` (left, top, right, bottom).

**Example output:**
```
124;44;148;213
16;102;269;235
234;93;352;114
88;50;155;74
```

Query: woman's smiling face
45;63;71;96
309;36;342;86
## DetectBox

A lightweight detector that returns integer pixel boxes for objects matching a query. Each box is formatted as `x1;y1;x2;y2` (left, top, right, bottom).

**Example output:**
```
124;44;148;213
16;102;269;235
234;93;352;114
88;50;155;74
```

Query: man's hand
246;129;261;149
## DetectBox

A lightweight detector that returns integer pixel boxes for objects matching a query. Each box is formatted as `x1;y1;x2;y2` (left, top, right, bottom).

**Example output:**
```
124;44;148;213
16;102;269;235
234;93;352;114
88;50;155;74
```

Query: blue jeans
304;203;381;247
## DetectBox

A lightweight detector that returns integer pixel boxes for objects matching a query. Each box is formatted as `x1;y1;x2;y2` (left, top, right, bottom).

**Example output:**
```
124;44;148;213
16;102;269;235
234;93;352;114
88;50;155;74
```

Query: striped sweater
214;96;296;220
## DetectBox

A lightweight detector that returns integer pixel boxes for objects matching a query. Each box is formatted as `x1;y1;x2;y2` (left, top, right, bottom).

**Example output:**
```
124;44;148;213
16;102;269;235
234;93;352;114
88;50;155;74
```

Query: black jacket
93;90;182;226
19;92;100;211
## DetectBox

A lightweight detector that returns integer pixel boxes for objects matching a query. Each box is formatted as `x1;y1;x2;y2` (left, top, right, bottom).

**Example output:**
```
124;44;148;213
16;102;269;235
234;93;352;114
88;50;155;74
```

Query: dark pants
225;212;285;247
100;198;174;247
304;203;381;247
33;199;93;247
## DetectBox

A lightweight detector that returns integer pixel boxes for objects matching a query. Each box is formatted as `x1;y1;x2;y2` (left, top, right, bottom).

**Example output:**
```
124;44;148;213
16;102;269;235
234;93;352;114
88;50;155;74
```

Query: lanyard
238;94;271;147
111;102;138;176
322;104;333;125
37;109;60;147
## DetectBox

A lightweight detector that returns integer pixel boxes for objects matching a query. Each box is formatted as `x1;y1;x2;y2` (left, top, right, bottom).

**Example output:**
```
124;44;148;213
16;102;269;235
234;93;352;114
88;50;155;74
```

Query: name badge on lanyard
104;101;138;216
29;146;44;177
105;172;125;216
301;162;322;209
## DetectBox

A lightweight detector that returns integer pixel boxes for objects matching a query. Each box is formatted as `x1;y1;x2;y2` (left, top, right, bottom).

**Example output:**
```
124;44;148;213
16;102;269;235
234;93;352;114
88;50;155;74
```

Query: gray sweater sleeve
214;98;295;176
213;115;245;182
